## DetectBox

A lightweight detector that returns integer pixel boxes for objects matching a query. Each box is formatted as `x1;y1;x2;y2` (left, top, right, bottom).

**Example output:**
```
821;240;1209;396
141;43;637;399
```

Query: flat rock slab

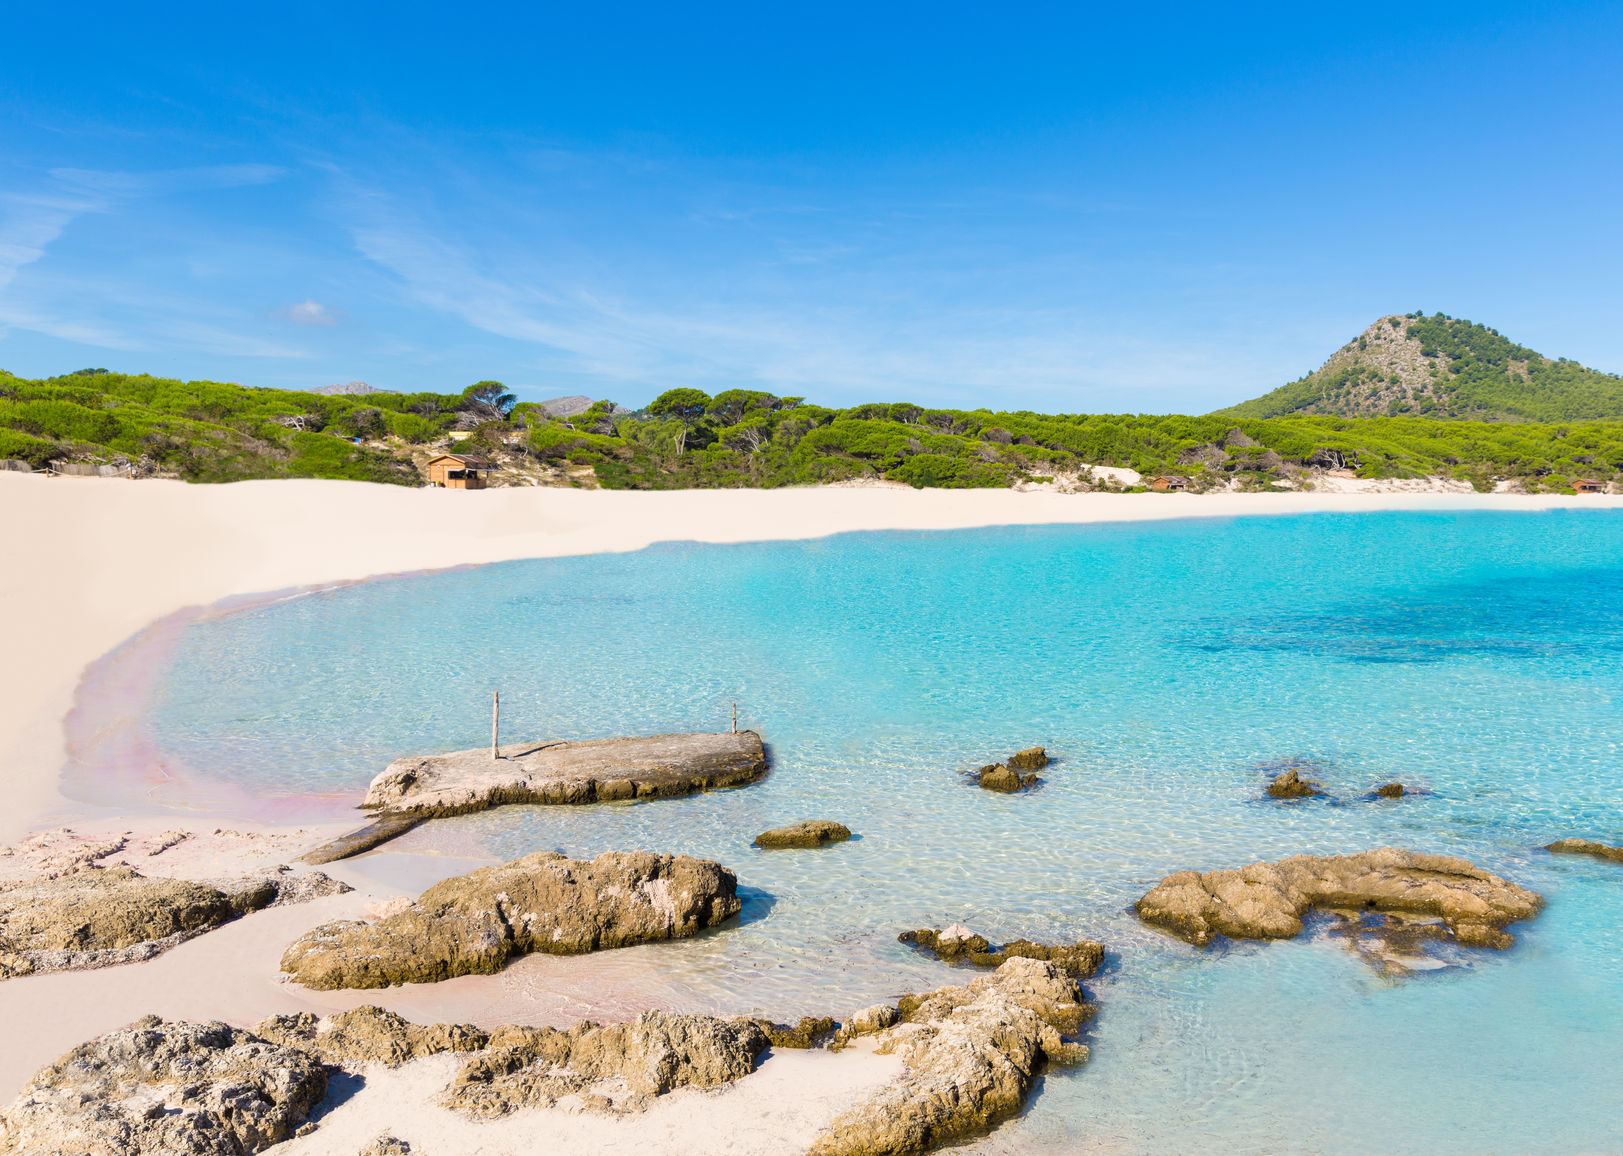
755;820;851;849
281;850;741;990
1134;847;1542;951
362;731;768;817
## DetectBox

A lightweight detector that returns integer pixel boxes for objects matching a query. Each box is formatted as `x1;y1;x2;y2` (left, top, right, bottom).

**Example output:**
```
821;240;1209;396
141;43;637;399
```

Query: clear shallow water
83;511;1623;1154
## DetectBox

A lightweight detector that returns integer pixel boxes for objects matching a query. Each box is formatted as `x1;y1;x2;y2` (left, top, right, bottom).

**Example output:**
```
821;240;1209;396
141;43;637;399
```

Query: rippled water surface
94;511;1623;1154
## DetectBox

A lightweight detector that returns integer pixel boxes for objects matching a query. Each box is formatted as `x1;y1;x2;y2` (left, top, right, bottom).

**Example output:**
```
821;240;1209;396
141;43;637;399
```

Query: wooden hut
1151;475;1191;492
1574;478;1605;494
426;453;495;489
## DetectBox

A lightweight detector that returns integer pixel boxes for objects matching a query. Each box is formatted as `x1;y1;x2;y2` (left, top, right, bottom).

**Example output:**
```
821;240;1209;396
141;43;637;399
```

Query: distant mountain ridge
1217;314;1623;422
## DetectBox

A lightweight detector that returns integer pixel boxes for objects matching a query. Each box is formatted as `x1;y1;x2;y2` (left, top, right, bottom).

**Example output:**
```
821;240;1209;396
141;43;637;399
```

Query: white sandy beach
2;472;1620;1151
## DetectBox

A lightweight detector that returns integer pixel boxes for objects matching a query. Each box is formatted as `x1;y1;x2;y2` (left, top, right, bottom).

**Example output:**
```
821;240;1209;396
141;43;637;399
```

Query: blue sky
2;2;1620;412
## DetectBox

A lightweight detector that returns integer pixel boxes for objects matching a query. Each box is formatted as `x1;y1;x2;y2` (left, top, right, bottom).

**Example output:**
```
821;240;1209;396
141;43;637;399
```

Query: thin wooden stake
491;690;500;760
731;701;737;733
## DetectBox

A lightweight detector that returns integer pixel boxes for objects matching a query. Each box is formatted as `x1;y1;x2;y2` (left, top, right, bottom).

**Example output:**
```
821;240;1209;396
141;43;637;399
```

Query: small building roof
1154;475;1192;483
427;453;495;468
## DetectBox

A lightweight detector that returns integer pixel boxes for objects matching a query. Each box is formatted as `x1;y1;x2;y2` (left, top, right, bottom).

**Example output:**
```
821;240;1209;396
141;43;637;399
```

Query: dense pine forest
3;359;1622;493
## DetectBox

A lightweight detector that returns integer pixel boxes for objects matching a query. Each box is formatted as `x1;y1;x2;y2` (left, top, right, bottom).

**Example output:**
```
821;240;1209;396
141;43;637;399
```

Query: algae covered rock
974;765;1038;793
1374;782;1406;798
1545;838;1623;864
899;926;1104;978
0;1016;327;1155
280;850;741;990
1006;747;1049;770
755;1015;837;1048
754;820;851;849
1266;768;1324;799
1134;847;1542;950
0;866;348;979
808;958;1092;1156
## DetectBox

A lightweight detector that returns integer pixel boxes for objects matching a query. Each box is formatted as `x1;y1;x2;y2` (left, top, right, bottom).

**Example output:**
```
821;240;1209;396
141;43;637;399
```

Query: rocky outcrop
445;1011;770;1116
756;1016;837;1048
808;958;1092;1156
359;1137;411;1156
281;851;740;990
1374;782;1406;798
974;765;1038;793
754;820;851;849
1134;848;1542;950
254;1005;489;1066
899;926;1104;978
1006;747;1049;770
1265;768;1324;799
1545;838;1623;864
0;1017;327;1156
362;731;768;817
0;866;349;979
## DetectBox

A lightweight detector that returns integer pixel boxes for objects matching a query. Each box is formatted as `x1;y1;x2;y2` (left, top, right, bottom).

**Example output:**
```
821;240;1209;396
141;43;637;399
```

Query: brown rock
253;1005;489;1065
359;1137;412;1156
0;1016;326;1155
0;866;348;980
756;1016;837;1048
1545;838;1623;864
899;927;1104;979
1374;782;1406;798
280;851;741;990
975;765;1038;793
808;958;1092;1156
1266;768;1324;799
1006;747;1049;770
446;1011;770;1117
754;821;851;849
1134;848;1542;950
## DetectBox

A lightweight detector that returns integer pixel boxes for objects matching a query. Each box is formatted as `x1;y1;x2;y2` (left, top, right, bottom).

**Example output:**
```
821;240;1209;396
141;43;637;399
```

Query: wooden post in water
491;690;500;760
731;701;737;733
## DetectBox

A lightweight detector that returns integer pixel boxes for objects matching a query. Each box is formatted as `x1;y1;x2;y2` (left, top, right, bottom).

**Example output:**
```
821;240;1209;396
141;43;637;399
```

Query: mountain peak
1217;313;1623;422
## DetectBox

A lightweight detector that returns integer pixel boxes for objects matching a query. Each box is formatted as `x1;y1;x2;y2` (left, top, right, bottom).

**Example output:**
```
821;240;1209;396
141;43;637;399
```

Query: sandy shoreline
6;472;1617;846
4;473;1622;1145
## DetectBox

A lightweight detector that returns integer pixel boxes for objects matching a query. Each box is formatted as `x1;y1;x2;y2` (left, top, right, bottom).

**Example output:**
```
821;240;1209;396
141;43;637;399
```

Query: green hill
1217;313;1623;422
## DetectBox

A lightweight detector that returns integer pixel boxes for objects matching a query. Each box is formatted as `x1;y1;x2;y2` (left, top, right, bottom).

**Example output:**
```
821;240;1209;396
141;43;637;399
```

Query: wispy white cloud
339;183;1276;407
276;298;340;326
0;164;304;359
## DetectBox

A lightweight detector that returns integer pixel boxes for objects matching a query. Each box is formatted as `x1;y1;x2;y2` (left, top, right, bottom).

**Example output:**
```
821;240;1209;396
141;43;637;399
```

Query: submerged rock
0;1016;326;1156
1006;747;1049;770
808;958;1092;1156
974;765;1038;793
1134;847;1542;950
446;1010;770;1117
0;866;348;979
1374;782;1406;798
754;820;851;849
280;851;741;990
1265;768;1325;799
1545;838;1623;864
899;927;1104;978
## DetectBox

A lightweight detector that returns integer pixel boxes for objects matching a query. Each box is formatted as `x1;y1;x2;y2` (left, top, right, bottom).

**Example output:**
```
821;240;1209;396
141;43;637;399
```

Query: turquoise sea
72;511;1623;1154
